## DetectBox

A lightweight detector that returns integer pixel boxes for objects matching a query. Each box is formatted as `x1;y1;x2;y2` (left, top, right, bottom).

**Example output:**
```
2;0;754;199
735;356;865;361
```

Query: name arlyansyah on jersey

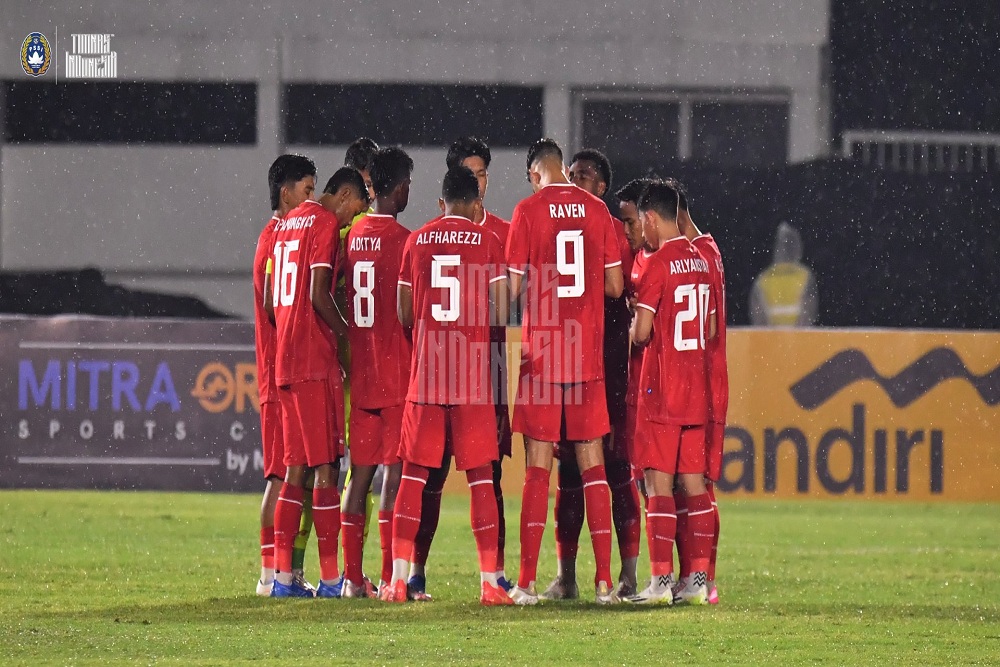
276;214;316;231
669;257;710;275
349;236;381;252
415;230;482;246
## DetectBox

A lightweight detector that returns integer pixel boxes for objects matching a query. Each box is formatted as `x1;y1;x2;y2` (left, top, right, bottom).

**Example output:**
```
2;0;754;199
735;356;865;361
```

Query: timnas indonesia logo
720;347;1000;496
16;358;259;443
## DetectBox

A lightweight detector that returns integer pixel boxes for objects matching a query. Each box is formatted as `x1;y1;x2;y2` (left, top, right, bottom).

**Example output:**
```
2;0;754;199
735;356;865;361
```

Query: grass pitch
2;491;998;666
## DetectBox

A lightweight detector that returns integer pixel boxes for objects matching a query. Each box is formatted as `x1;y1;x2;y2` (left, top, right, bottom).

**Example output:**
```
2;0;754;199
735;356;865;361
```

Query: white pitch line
19;342;254;352
17;456;222;466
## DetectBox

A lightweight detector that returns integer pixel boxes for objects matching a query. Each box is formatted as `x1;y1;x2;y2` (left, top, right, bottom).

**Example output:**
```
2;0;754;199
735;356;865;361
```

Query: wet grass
2;491;998;665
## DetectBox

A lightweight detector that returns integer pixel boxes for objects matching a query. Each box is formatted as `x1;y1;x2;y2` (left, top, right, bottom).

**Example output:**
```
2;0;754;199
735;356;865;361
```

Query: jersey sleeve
636;258;665;315
505;202;529;276
486;232;507;285
602;209;623;269
397;234;415;287
309;212;338;271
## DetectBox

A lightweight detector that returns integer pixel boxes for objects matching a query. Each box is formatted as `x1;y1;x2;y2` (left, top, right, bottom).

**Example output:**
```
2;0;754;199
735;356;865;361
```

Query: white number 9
556;229;584;298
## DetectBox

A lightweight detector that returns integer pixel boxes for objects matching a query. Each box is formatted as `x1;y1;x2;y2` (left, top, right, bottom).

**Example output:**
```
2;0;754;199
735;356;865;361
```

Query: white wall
1;0;830;318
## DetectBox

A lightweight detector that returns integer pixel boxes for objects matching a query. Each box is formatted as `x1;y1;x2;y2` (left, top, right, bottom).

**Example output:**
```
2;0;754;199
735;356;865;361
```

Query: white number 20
431;254;461;322
556;229;584;298
673;283;710;351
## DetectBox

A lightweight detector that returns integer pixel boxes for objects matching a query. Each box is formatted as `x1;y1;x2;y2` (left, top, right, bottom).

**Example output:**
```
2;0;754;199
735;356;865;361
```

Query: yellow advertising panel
722;328;1000;501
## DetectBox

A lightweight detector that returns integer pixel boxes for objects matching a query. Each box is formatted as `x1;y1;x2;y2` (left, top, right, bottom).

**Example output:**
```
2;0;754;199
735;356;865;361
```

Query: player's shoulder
693;233;721;257
258;214;280;241
485;210;510;227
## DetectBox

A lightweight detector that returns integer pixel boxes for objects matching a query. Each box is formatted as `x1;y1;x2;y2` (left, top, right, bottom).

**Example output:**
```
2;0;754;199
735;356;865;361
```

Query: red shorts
705;421;725;482
399;402;499;471
513;375;610;443
260;400;286;480
633;403;706;475
278;374;345;468
349;404;403;467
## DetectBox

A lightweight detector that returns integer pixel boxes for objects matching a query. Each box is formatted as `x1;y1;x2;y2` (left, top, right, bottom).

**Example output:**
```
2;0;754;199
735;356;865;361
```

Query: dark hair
526;138;563;171
637;181;679;221
571;148;613;190
614;178;654;206
663;177;689;211
447;136;491;170
442;166;481;204
369;147;414;197
344;137;379;171
268;154;316;210
323;166;369;205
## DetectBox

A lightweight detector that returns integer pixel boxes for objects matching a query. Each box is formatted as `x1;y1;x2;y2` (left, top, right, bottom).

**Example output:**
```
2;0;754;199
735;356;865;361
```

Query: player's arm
631;306;654;348
605;264;624;298
263;258;275;325
310;266;348;339
631;260;661;347
397;283;414;328
489;276;510;327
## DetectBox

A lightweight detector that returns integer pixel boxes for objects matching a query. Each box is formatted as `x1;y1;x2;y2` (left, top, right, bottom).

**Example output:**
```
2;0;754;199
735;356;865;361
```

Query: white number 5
431;255;461;322
673;283;710;351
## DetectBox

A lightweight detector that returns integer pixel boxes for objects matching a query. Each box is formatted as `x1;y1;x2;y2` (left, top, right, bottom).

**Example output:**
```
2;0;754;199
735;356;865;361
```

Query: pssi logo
190;362;258;414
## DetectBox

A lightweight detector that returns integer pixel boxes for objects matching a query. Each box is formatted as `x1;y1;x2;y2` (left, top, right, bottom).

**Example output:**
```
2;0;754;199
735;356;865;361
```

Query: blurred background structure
0;0;997;326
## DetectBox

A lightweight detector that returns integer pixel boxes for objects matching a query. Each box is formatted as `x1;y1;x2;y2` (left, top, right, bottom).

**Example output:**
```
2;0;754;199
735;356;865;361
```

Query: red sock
674;492;690;577
260;526;275;570
492;461;506;572
378;510;394;585
685;492;715;574
468;464;500;574
555;461;584;562
607;459;641;561
517;466;550;588
412;472;443;567
274;483;304;574
341;512;365;583
708;483;720;582
311;486;342;582
393;462;429;563
646;495;676;577
581;465;613;587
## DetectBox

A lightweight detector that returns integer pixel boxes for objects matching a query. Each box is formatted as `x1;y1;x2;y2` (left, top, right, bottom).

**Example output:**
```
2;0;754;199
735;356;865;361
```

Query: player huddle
253;136;728;607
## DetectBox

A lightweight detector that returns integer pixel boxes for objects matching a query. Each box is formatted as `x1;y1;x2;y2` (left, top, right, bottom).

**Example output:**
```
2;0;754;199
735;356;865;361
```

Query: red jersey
507;184;622;383
481;210;511;255
271;200;340;386
604;217;635;414
399;215;506;405
344;213;413;409
253;215;280;404
692;234;729;424
626;248;653;407
636;237;715;425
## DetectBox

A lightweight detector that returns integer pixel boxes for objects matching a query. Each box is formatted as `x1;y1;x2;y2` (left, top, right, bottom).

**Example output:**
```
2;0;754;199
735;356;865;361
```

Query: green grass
2;491;998;666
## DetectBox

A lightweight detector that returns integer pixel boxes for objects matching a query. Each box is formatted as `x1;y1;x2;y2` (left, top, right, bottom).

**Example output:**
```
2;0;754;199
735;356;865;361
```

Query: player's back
271;199;339;386
638;237;713;425
692;233;729;422
254;215;280;404
507;184;622;383
345;213;412;409
401;215;505;405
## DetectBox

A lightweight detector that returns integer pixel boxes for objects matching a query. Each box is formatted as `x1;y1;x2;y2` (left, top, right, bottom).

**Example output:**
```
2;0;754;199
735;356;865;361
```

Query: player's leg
566;380;617;604
271;385;313;597
606;443;641;598
512;436;554;604
673;482;690;585
258;477;280;595
706;480;721;604
341;463;376;597
674;425;713;606
541;452;583;600
491;458;511;591
407;456;449;598
383;460;429;602
629;467;677;604
379;460;402;590
468;463;512;606
312;460;345;598
291;469;314;589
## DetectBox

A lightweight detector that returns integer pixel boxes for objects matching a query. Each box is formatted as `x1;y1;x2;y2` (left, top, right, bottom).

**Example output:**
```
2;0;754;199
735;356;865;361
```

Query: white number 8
353;261;375;328
556;229;585;298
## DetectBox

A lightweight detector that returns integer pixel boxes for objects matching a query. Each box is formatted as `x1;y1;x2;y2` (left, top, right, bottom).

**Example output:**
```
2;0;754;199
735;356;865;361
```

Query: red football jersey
693;234;729;423
253;215;280;404
482;210;511;255
604;216;635;414
271;200;340;386
506;184;622;383
344;213;413;409
636;236;716;425
399;215;506;405
625;248;653;408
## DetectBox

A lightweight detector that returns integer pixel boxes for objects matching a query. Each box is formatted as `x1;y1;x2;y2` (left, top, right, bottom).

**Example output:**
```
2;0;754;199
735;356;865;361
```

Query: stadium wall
4;317;997;501
0;0;829;318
